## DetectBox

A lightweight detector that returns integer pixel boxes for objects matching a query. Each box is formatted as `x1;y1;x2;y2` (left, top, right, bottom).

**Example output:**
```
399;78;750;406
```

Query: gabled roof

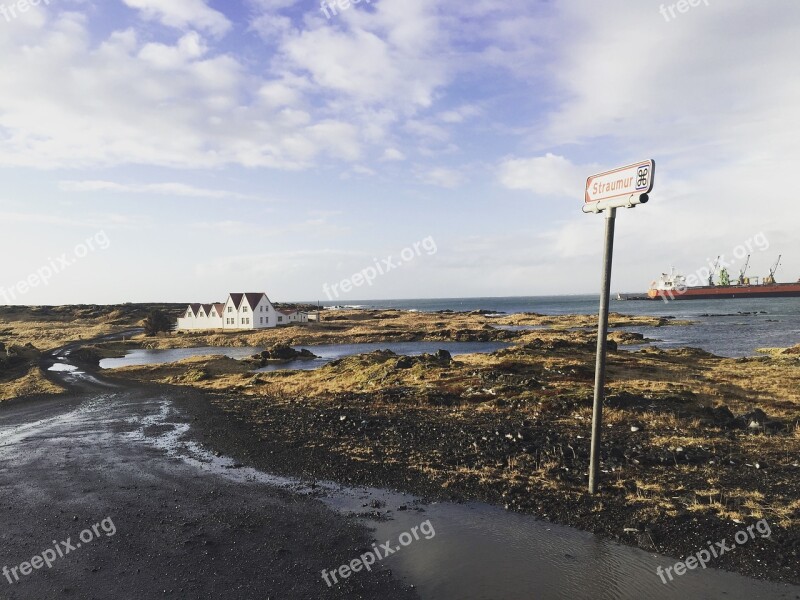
201;303;214;315
226;293;271;310
228;293;244;309
277;309;296;316
213;303;225;316
244;293;267;310
187;303;202;316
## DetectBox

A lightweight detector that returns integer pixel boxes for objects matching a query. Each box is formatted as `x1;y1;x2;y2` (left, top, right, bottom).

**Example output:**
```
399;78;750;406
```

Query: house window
228;307;233;313
260;317;263;324
278;316;283;323
243;306;248;313
266;317;269;323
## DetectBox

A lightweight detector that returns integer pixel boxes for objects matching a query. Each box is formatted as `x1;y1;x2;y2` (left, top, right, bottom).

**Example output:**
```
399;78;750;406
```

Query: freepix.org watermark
659;0;710;23
0;230;110;304
320;0;371;20
1;0;50;24
656;518;771;584
3;517;117;585
321;520;436;588
322;236;437;300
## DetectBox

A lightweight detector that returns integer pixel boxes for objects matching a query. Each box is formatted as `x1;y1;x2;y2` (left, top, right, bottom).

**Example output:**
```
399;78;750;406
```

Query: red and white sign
585;160;655;204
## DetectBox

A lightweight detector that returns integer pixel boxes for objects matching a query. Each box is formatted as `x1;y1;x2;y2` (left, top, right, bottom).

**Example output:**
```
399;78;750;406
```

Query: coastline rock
255;344;318;363
395;350;453;371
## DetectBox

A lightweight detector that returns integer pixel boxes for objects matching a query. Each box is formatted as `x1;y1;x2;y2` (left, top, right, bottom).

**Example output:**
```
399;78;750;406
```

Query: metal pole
588;207;616;494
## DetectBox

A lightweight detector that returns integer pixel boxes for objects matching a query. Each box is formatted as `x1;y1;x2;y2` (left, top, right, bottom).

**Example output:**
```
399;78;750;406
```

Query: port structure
765;255;782;285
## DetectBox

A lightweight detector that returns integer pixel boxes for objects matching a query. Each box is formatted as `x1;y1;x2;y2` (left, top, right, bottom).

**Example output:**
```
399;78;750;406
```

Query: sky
1;0;798;305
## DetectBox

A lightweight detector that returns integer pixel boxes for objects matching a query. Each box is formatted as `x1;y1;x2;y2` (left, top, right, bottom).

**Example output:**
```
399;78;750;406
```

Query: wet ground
0;378;416;599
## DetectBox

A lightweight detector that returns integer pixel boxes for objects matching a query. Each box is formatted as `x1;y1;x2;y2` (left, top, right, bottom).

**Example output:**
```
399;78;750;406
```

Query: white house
177;293;308;331
177;303;224;331
277;309;310;325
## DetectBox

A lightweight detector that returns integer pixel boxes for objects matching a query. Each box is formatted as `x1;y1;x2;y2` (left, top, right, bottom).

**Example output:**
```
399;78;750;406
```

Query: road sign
582;159;655;495
585;160;655;205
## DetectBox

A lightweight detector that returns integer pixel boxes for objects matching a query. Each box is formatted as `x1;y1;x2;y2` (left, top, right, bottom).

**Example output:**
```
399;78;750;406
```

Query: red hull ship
647;281;800;300
645;258;800;300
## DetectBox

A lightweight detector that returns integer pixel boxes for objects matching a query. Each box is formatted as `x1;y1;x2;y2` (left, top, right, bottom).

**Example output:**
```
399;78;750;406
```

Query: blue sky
1;0;798;304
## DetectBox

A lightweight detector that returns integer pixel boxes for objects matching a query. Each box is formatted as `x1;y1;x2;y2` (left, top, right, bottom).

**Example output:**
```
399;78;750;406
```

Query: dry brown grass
0;367;64;402
2;321;129;350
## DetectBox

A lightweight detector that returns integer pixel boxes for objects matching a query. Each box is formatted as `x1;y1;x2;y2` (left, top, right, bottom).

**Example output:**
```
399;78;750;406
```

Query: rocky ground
3;306;799;585
0;304;183;400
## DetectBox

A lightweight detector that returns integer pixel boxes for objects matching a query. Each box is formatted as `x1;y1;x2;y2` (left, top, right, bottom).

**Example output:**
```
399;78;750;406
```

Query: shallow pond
99;341;510;371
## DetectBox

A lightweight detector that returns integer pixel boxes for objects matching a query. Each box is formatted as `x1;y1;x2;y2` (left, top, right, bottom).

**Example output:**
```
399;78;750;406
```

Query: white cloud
58;180;267;201
381;148;406;161
0;0;544;175
195;249;360;279
0;210;150;230
122;0;231;37
351;165;376;176
498;154;586;198
251;0;459;119
438;105;481;124
0;16;362;170
423;167;465;189
544;1;800;155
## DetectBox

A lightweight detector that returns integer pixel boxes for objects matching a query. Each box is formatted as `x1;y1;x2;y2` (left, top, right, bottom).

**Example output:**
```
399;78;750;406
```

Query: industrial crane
738;255;751;285
708;256;721;286
764;255;782;285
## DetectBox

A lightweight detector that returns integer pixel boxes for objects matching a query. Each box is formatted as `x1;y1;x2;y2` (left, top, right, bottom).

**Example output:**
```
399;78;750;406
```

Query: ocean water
318;296;800;358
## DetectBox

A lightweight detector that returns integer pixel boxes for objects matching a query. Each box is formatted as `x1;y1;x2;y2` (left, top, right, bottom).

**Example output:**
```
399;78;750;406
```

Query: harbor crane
708;256;721;286
738;255;751;285
764;255;782;285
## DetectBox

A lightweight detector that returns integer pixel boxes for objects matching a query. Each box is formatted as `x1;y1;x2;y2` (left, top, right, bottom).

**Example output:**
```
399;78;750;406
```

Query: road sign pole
588;206;616;494
583;158;654;494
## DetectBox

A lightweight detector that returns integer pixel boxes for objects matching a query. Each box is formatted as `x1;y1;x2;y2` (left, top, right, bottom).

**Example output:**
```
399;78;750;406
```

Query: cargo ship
617;255;800;301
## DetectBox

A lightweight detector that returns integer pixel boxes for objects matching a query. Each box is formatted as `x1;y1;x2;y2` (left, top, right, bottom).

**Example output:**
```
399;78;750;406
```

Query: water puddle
48;363;81;372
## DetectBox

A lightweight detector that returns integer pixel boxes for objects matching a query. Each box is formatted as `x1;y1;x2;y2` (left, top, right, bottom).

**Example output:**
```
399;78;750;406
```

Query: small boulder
395;356;416;369
712;405;736;425
259;344;318;361
435;349;452;364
